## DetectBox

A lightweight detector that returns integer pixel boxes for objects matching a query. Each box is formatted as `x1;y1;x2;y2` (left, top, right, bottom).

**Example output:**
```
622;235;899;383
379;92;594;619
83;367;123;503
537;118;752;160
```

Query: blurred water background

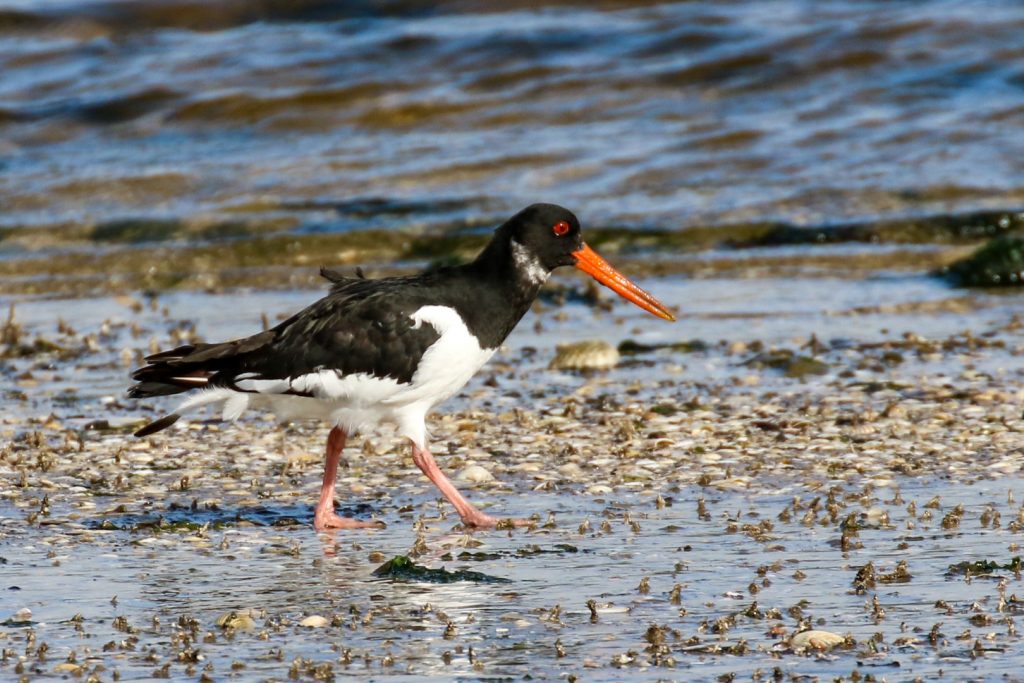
2;0;1023;261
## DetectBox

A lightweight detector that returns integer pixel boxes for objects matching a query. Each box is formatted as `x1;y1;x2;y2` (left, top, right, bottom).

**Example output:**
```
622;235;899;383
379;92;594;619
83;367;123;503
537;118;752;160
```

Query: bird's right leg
313;426;384;531
411;442;529;528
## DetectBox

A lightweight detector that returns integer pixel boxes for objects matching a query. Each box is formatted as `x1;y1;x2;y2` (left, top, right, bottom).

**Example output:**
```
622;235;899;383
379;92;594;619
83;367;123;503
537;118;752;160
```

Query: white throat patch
511;240;550;286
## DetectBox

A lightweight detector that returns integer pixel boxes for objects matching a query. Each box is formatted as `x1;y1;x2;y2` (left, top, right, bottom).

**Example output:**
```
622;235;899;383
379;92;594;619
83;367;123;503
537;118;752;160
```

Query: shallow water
2;271;1024;680
2;0;1023;243
5;479;1024;681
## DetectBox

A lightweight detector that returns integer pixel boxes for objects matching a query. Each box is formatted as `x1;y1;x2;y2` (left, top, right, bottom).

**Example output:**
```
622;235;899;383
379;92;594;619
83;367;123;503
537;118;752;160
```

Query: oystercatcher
129;204;674;531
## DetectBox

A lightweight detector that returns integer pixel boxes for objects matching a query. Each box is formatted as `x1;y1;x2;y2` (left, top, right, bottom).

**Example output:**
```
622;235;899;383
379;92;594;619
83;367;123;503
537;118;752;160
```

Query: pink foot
313;427;384;532
459;510;532;530
314;511;385;532
410;443;532;531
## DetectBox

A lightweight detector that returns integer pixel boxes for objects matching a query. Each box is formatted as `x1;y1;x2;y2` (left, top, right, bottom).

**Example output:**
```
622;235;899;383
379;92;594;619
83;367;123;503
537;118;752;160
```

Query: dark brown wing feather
128;275;441;399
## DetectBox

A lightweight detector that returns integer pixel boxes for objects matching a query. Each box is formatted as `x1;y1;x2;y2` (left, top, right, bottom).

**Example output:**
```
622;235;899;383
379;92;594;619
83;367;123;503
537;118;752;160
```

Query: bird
128;203;675;531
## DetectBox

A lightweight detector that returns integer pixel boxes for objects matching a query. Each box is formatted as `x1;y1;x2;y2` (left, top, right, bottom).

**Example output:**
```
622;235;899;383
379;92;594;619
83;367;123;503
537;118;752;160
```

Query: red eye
552;220;570;236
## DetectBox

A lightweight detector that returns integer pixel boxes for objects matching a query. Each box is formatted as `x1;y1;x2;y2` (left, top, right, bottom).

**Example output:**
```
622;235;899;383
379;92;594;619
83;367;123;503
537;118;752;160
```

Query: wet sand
2;269;1023;681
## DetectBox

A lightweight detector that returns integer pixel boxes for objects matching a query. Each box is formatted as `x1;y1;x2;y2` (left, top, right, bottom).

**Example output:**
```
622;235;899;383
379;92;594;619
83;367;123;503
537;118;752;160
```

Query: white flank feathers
173;387;241;416
167;305;495;448
221;393;249;421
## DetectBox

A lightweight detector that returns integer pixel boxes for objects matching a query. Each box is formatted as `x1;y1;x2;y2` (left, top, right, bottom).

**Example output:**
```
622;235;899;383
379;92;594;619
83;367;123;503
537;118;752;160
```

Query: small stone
557;463;583;479
457;464;494;484
790;629;845;651
299;615;329;628
216;610;257;631
10;608;31;623
549;340;619;371
594;604;630;615
54;663;83;674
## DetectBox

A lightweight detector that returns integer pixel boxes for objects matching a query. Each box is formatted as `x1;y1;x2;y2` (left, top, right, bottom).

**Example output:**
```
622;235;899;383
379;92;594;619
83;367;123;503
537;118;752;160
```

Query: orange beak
573;243;676;321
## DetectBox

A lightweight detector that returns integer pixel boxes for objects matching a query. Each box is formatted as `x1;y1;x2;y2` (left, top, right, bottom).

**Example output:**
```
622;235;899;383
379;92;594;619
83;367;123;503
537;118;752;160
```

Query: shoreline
4;205;1021;298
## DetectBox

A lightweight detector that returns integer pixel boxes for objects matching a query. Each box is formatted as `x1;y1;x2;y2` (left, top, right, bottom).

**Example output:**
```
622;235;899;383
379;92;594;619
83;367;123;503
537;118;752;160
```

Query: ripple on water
1;1;1023;233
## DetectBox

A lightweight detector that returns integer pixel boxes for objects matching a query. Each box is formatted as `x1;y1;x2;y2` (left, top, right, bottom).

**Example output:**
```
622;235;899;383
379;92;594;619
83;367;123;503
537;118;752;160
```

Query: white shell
790;630;845;650
549;340;619;371
457;464;495;484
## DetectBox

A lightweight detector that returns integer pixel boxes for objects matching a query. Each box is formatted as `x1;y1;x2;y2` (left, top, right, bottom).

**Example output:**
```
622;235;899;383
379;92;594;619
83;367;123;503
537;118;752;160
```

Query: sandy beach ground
3;259;1024;681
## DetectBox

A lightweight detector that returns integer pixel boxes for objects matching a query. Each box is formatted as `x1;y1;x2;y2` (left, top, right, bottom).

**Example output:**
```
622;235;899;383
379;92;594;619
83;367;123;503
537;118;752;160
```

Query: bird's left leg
314;426;385;531
411;442;529;528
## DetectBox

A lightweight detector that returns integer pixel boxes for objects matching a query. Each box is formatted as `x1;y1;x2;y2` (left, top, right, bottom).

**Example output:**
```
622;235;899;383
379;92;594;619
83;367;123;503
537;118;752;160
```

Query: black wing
129;274;441;398
244;277;442;385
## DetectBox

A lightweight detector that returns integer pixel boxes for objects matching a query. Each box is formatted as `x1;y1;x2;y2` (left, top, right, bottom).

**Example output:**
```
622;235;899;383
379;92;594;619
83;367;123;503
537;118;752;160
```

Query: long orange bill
573;243;676;321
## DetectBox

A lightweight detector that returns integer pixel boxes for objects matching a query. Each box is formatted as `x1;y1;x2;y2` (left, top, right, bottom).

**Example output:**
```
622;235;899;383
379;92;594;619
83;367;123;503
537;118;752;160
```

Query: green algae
0;206;1013;302
741;351;830;379
89;218;262;244
649;403;680;416
946;556;1023;578
371;555;510;583
618;339;708;355
91;517;222;533
440;544;581;562
943;236;1024;287
739;209;1024;247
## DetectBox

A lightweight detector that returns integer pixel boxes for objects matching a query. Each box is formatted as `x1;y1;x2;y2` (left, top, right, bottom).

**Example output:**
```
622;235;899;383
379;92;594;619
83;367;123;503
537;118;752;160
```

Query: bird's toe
314;513;385;531
459;512;532;530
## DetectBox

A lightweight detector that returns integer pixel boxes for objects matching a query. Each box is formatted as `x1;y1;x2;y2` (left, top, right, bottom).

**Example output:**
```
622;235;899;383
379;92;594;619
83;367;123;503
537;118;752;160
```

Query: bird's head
503;203;676;322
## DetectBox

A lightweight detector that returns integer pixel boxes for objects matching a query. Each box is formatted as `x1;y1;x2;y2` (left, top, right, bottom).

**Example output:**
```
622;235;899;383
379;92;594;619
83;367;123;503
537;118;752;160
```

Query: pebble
557;463;583;479
216;610;258;631
54;663;83;674
299;615;329;628
790;629;845;651
549;340;619;371
594;604;630;615
457;464;495;484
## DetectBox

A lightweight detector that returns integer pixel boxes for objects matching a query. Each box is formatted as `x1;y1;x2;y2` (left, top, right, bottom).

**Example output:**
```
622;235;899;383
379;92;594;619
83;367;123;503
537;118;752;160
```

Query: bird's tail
134;413;181;437
128;344;219;399
132;388;248;437
129;339;263;437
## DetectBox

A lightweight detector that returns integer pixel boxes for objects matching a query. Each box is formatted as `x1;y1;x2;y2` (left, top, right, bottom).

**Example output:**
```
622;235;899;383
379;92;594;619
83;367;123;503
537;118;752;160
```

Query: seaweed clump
371;555;510;583
943;236;1024;287
946;556;1023;578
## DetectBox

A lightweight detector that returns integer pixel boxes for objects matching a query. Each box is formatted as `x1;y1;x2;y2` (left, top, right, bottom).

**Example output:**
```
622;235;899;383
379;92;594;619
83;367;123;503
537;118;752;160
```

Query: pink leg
411;442;529;529
313;427;384;531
